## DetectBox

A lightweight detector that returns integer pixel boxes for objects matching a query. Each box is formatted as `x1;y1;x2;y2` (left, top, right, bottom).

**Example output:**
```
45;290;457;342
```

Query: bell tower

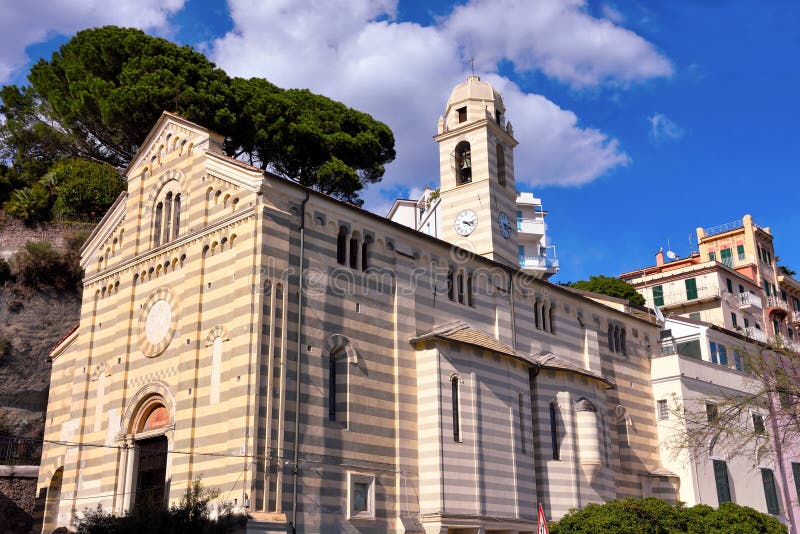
435;75;520;267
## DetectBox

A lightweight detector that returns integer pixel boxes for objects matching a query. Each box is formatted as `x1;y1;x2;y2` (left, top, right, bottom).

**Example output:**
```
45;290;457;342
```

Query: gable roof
410;321;615;388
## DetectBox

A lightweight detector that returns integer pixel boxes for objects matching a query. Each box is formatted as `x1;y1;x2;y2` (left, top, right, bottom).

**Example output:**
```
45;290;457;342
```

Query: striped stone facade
38;106;676;533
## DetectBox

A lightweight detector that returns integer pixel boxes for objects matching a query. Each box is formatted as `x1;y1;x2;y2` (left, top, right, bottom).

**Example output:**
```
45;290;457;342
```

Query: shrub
74;480;246;534
50;159;124;220
549;498;787;534
0;257;11;284
9;240;82;290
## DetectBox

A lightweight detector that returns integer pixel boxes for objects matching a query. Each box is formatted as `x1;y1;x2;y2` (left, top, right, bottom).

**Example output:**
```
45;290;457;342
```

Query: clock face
498;212;512;239
454;210;478;236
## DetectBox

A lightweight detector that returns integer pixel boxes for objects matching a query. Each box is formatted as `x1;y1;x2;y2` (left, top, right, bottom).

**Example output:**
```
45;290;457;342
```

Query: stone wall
0;215;96;259
0;465;40;534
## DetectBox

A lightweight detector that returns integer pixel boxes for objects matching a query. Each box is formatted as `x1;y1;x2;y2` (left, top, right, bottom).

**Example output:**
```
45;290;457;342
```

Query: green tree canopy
549;498;786;534
1;25;395;212
567;275;646;306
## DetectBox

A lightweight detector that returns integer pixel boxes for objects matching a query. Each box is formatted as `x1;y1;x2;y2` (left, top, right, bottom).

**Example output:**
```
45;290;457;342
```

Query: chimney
656;248;664;266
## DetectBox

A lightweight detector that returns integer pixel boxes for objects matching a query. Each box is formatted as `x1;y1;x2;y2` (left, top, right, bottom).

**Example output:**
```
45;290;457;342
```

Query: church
38;76;677;533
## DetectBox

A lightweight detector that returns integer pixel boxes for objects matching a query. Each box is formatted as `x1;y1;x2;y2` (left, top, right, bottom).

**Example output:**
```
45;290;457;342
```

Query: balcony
517;217;545;236
744;327;768;344
766;296;791;315
793;311;800;326
736;292;763;311
660;286;721;308
520;255;559;272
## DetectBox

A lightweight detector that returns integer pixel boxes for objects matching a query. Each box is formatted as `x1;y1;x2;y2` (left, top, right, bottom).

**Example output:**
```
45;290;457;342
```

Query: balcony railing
660;286;720;307
704;219;743;237
517;217;545;235
744;327;768;344
0;436;42;465
520;255;559;271
737;292;763;310
766;296;791;313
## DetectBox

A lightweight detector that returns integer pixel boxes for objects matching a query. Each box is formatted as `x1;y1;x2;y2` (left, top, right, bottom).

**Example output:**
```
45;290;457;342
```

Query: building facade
39;78;675;533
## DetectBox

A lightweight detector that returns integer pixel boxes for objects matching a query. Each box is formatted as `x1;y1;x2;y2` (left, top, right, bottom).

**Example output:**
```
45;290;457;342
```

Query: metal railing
704;219;743;237
744;327;768;344
520;255;559;270
659;286;720;307
0;436;43;465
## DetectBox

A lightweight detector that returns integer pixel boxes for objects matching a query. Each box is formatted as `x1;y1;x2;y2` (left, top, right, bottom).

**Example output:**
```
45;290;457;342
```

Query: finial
468;57;475;76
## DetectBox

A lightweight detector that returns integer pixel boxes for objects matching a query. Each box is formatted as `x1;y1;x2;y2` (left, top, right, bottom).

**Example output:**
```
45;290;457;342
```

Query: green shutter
713;460;731;504
685;278;698;300
709;251;716;261
737;244;745;259
792;463;800;506
761;468;780;514
653;285;664;307
720;248;732;267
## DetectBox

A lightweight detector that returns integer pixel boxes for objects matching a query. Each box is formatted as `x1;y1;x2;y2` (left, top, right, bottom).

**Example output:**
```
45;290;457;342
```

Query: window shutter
792;463;800;506
685;278;698;300
737;244;745;259
713;460;731;504
761;468;780;514
653;285;664;307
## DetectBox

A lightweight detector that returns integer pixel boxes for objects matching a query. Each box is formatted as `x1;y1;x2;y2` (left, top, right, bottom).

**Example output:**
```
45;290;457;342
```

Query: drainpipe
509;268;517;351
291;190;310;533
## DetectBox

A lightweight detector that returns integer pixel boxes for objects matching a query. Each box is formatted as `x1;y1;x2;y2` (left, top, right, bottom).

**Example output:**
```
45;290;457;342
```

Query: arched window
542;302;550;332
534;299;541;329
163;192;173;243
614;326;621;353
337;226;348;265
608;324;615;351
549;402;560;460
467;274;474;307
620;328;627;355
496;144;506;186
349;233;360;269
454;141;472;185
447;269;455;301
457;272;465;304
451;375;462;442
173;194;181;237
153;202;163;247
361;236;372;271
549;305;556;334
329;349;338;421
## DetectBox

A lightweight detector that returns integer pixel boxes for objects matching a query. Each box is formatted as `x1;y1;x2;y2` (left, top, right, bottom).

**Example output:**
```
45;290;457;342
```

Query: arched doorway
133;404;170;509
42;467;63;532
117;383;176;513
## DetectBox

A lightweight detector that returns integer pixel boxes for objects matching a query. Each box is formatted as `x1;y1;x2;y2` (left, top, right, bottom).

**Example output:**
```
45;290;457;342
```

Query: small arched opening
454;141;472;184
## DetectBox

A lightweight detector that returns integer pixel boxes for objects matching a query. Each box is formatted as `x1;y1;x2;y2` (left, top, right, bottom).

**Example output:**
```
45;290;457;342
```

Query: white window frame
347;472;375;520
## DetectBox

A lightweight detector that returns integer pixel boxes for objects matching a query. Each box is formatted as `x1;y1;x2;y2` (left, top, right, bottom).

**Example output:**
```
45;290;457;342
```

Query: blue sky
2;0;798;282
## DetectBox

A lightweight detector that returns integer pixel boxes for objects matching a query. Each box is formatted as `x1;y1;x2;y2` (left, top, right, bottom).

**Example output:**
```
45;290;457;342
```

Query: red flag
537;503;550;534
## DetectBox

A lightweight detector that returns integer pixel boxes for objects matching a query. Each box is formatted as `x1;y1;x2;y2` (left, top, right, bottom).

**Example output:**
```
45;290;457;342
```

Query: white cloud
444;0;672;88
601;3;626;24
209;0;667;211
0;0;184;83
648;112;685;142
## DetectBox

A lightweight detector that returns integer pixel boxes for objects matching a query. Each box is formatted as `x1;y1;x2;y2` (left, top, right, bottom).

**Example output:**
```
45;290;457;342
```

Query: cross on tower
468;57;475;75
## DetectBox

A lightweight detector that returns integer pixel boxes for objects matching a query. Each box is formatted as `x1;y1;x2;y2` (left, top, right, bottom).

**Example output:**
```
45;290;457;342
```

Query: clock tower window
496;144;506;186
455;141;472;185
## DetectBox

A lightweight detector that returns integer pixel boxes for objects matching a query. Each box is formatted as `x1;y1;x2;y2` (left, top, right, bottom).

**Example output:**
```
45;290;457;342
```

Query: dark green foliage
8;240;82;290
50;159;125;219
1;26;395;216
74;480;246;534
549;498;786;534
778;265;797;276
568;275;646;306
